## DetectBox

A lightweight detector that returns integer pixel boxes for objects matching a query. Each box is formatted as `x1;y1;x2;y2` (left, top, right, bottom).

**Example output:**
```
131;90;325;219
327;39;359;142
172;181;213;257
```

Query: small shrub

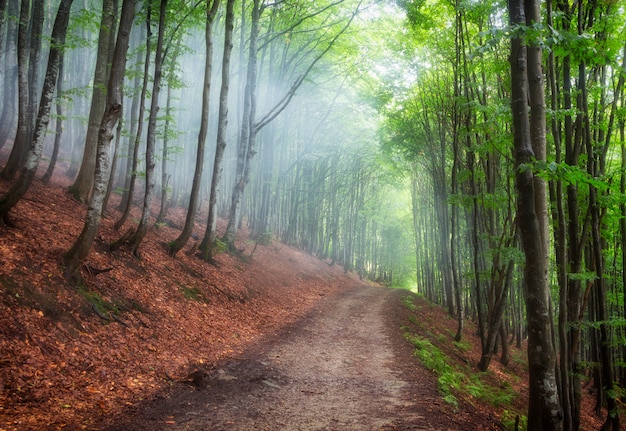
256;230;272;246
213;238;229;255
404;333;464;408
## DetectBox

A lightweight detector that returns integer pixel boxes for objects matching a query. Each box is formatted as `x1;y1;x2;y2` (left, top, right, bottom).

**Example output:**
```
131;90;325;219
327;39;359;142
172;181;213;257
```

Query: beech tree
126;0;168;256
1;0;33;181
1;0;46;181
169;0;221;258
68;0;117;201
512;0;561;427
0;0;17;152
198;0;235;261
64;0;135;281
114;13;151;230
0;0;74;223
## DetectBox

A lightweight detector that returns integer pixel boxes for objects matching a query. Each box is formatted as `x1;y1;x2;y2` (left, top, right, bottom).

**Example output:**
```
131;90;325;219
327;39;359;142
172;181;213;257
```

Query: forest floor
0;155;606;430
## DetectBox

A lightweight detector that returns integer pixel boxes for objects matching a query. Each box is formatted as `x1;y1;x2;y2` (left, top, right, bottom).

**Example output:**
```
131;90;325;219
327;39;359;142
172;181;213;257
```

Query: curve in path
105;285;463;430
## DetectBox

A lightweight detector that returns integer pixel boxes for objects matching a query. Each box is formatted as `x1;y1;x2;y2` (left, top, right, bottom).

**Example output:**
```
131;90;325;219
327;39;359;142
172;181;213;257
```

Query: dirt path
103;285;475;431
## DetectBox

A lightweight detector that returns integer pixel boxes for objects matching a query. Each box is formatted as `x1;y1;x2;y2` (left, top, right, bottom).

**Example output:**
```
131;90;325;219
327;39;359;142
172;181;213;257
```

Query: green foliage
65;9;100;49
533;160;611;191
67;185;81;201
403;330;520;422
401;295;417;311
404;333;463;408
212;238;229;255
501;410;527;431
453;339;471;353
77;285;119;318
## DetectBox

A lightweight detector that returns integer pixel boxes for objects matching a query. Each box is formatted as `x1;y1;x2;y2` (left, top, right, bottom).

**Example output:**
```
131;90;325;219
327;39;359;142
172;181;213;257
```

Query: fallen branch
85;264;113;277
110;312;129;328
90;302;110;321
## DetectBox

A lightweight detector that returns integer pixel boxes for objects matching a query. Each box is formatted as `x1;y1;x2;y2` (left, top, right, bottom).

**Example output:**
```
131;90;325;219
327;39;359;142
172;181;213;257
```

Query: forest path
104;285;466;431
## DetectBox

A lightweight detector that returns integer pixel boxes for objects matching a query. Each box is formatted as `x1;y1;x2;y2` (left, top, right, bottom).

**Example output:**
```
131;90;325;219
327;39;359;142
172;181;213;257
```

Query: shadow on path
101;285;476;431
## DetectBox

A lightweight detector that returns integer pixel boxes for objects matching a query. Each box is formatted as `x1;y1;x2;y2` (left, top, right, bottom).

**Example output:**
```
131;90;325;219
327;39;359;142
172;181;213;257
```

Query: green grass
400;296;524;429
404;333;464;409
77;285;119;318
405;332;518;411
180;285;207;303
401;295;417;311
453;339;472;352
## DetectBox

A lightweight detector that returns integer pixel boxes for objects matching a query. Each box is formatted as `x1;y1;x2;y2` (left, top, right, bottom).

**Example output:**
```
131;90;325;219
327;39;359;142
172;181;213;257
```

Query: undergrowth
402;295;526;430
77;285;120;317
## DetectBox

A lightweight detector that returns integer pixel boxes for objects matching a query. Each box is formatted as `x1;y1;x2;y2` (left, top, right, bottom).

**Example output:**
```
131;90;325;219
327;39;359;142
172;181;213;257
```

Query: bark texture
510;0;562;428
0;0;74;222
64;0;134;281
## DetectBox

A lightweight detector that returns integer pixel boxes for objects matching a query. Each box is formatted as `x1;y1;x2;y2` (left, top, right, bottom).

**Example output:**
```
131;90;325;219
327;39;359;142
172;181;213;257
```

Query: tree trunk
168;0;221;257
621;107;626;400
128;0;168;256
545;1;574;427
199;0;235;261
115;23;145;212
41;47;66;184
478;258;514;371
0;0;18;152
156;84;171;223
114;16;151;230
0;0;7;97
64;0;134;281
2;0;44;180
102;107;124;212
223;0;261;248
589;185;621;431
510;0;562;428
0;0;74;222
1;0;31;181
68;0;117;201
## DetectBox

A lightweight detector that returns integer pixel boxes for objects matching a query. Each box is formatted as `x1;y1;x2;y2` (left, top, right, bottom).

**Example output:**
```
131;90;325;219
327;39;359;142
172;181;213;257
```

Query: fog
0;0;416;285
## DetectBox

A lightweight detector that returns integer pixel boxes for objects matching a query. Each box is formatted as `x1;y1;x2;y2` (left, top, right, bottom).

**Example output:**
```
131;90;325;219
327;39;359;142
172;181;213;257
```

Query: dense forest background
2;0;626;429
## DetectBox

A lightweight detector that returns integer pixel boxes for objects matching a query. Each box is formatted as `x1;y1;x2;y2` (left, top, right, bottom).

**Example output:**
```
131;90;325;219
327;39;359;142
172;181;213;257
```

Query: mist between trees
2;0;626;429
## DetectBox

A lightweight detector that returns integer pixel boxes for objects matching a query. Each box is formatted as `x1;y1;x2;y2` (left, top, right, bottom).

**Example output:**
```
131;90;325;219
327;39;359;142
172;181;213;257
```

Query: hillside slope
0;165;606;431
0;171;364;430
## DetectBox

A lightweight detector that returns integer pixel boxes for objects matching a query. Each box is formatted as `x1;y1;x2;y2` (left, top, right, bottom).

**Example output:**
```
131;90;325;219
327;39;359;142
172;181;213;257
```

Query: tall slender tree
1;0;45;180
68;0;117;201
64;0;135;281
168;0;221;257
0;0;17;151
41;47;66;184
510;0;561;428
127;0;168;255
0;0;74;223
114;12;151;230
1;0;31;181
198;0;235;261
